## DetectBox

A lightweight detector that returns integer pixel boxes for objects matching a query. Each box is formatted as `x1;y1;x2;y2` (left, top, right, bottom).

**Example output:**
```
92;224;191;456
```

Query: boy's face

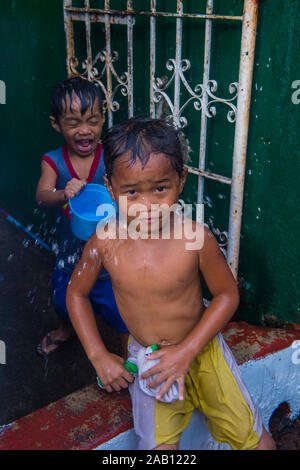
50;92;105;158
104;152;187;234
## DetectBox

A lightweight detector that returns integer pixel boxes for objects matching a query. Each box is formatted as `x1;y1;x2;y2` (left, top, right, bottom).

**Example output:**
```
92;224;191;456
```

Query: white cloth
136;345;179;403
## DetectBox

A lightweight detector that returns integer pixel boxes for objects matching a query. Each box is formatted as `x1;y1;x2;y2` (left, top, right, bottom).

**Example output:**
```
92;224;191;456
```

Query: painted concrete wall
237;1;300;326
0;0;66;230
0;0;299;324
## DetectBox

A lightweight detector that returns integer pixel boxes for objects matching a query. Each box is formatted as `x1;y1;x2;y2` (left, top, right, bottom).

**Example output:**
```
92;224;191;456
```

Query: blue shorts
52;268;128;333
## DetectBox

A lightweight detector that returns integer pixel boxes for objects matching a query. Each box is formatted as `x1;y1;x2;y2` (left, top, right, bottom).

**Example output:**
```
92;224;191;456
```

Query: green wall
0;0;66;238
0;0;299;325
237;0;300;325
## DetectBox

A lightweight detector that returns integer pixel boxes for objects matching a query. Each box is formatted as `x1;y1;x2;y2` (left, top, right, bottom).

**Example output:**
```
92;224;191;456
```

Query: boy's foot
36;325;74;357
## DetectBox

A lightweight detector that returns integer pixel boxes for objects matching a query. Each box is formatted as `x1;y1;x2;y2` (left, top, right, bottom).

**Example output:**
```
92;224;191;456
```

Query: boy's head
102;116;189;227
50;76;105;158
102;115;190;182
50;76;104;122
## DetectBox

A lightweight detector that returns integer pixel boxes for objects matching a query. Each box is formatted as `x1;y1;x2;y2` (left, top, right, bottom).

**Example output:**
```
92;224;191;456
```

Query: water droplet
57;259;64;269
22;239;30;248
204;196;213;208
89;248;99;258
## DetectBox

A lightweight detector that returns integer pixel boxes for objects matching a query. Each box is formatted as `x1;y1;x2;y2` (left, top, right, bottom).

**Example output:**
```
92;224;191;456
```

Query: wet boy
36;77;128;357
66;116;276;450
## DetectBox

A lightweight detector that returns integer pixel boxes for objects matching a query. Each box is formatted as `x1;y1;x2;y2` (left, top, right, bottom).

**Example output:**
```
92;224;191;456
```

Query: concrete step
0;322;299;450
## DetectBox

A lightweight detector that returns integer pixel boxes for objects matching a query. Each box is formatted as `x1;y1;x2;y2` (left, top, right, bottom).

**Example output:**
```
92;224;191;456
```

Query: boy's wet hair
102;116;191;181
50;76;104;121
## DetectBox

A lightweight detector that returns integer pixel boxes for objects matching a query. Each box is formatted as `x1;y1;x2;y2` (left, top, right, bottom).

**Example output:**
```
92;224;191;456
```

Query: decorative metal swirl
68;49;130;113
212;227;229;256
153;58;239;128
206;80;239;123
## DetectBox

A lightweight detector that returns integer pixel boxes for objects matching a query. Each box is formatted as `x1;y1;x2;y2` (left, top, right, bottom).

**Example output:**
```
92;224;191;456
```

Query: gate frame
63;0;259;279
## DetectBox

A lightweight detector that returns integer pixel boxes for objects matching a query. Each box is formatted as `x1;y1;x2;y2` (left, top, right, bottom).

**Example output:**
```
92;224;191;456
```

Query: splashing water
22;238;30;248
89;248;99;258
43;356;49;379
57;259;65;269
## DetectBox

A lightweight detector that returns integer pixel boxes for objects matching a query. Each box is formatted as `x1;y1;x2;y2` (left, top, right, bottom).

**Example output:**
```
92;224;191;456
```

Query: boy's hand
94;352;134;393
64;178;86;200
140;344;192;401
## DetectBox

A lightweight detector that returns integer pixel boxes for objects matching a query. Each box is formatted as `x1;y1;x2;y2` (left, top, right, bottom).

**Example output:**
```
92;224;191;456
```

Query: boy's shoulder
83;230;116;263
41;147;65;175
179;217;214;252
43;146;64;159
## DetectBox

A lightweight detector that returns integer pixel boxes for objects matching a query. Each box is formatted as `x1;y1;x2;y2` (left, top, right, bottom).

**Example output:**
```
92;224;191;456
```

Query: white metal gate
63;0;259;279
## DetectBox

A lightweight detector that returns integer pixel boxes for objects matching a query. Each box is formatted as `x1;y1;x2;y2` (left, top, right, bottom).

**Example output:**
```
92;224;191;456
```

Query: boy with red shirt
36;77;128;357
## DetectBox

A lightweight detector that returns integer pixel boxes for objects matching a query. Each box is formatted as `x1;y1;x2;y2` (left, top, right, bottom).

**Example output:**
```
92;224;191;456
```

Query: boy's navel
158;339;172;347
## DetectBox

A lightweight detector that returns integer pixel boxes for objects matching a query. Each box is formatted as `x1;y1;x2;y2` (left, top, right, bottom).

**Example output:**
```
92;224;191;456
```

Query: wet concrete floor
0;214;299;449
0;214;122;426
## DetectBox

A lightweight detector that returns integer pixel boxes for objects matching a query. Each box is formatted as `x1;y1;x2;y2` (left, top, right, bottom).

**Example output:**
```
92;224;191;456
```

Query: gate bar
227;0;259;277
197;0;213;205
64;6;243;22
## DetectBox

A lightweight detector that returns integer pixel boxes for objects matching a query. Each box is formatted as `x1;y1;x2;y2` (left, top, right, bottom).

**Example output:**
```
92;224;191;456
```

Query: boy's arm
36;160;86;208
141;226;239;400
180;226;240;357
66;234;133;392
36;160;66;207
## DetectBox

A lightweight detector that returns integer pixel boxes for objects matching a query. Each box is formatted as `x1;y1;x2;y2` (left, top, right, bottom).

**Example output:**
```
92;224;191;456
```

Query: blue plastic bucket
69;183;117;241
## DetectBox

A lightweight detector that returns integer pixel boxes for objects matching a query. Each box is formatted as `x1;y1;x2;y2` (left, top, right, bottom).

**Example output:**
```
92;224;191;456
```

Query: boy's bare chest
104;239;198;292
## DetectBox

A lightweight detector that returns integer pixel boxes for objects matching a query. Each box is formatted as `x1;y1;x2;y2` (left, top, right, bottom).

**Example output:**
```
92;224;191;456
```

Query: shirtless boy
66;116;276;450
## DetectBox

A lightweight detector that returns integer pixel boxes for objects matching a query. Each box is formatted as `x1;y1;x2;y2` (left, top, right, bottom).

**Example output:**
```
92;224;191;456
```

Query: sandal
36;331;74;358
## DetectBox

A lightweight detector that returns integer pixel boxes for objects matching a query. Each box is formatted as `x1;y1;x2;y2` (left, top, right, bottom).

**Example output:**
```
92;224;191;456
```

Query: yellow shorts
128;333;263;450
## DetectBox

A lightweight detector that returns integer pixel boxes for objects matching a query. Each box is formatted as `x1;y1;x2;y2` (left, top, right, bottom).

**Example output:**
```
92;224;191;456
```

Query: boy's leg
36;269;74;356
128;336;193;450
155;443;179;450
37;320;73;356
37;272;128;357
194;333;276;450
154;428;276;451
255;426;276;450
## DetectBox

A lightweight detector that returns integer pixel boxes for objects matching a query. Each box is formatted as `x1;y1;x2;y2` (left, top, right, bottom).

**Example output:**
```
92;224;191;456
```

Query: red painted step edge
222;321;300;365
0;385;133;450
1;322;299;450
